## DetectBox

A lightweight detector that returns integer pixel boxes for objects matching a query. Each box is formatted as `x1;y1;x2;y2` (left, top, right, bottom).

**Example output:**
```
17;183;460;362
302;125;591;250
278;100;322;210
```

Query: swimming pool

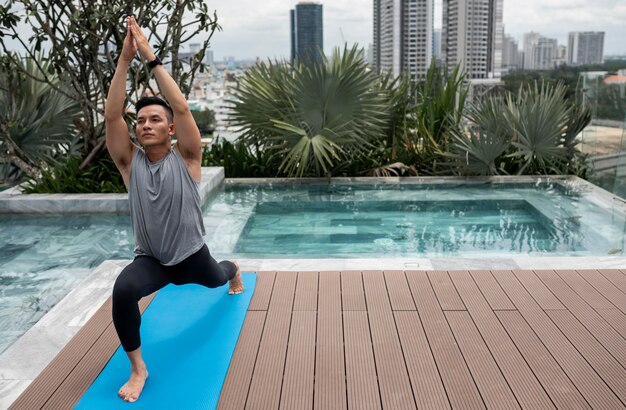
0;215;133;353
1;178;626;354
203;180;626;258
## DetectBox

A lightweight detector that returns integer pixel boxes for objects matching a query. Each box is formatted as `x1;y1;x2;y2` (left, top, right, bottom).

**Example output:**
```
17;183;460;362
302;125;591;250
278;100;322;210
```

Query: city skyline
2;1;624;63
206;0;625;61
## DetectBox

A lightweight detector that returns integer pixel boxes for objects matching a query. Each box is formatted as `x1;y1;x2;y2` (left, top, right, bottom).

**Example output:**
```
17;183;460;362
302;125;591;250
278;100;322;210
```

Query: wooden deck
9;269;626;409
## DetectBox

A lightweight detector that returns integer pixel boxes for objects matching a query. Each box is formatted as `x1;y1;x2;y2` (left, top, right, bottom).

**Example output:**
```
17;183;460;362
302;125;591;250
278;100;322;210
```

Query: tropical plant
22;153;125;193
0;0;219;173
446;97;512;175
413;60;468;173
0;53;81;181
201;137;278;178
230;45;389;177
361;72;420;177
192;109;216;135
446;81;592;176
508;82;589;174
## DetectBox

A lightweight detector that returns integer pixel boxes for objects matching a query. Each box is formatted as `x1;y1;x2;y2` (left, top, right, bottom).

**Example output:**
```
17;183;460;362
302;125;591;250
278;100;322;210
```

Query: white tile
0;379;31;409
514;256;626;269
34;286;110;328
0;326;80;380
430;258;520;270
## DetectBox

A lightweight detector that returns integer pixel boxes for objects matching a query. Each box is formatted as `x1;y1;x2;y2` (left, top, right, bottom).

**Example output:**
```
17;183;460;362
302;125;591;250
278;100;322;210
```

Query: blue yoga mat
76;273;256;409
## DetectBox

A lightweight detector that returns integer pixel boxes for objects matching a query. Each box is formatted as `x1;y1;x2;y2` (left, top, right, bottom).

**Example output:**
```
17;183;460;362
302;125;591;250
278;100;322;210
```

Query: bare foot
229;261;244;295
118;367;148;402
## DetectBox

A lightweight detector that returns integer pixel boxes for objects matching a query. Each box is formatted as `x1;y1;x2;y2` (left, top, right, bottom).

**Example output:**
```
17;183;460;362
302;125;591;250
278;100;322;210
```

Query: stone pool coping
2;173;626;406
2;173;625;216
0;167;224;214
226;174;626;217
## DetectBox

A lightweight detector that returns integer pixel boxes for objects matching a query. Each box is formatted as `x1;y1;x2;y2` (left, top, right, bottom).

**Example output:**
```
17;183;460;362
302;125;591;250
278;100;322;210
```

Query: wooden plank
470;270;515;310
218;311;267;410
318;271;341;313
445;310;520;410
244;272;294;409
534;270;626;366
245;310;291;410
343;311;381;409
554;270;614;309
547;309;626;405
268;271;296;312
596;308;626;339
314;271;346;410
405;270;485;410
362;270;392;313
577;270;626;313
394;311;450;410
383;270;416;310
42;322;120;410
448;270;553;409
10;294;155;410
248;271;275;311
315;311;346;410
493;270;625;409
427;271;465;311
496;310;590;410
9;307;112;410
280;311;316;410
363;270;416;409
509;270;565;310
341;270;366;311
293;271;318;311
598;269;626;292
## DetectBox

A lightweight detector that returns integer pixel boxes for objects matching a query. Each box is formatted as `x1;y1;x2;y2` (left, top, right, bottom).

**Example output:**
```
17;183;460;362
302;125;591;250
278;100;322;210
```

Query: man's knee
113;272;141;303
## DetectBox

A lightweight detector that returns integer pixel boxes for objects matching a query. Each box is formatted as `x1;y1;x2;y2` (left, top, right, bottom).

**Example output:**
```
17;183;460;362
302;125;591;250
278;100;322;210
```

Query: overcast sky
4;1;623;61
205;0;626;60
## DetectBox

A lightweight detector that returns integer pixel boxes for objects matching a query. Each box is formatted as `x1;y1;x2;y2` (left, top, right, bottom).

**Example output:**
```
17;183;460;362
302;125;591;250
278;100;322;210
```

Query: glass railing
579;69;626;200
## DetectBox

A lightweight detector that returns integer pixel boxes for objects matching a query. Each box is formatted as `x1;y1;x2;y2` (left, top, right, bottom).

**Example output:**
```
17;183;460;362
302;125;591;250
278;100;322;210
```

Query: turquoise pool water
1;180;625;354
0;215;133;353
203;182;626;258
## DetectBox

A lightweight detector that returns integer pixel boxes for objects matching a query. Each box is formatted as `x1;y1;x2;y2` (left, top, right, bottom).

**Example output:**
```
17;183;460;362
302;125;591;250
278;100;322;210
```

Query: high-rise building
567;31;604;66
533;37;558;70
366;43;374;66
373;0;434;79
205;50;214;67
433;28;442;65
523;32;558;70
502;34;521;72
555;44;567;67
442;0;503;80
290;2;323;65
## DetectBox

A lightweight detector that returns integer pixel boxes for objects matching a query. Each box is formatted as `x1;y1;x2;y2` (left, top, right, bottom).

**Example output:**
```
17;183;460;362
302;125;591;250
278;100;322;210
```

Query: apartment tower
291;2;324;65
373;0;434;79
442;0;503;79
501;34;522;72
567;31;605;66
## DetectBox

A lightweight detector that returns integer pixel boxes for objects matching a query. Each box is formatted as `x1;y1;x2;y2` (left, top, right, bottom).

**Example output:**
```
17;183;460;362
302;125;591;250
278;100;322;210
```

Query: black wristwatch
147;56;162;70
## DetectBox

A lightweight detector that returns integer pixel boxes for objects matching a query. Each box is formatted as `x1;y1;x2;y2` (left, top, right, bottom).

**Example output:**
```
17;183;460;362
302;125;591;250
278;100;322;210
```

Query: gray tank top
129;145;205;265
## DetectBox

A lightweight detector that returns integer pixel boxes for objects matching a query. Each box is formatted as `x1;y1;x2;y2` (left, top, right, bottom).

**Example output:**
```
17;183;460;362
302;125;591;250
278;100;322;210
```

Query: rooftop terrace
7;268;626;409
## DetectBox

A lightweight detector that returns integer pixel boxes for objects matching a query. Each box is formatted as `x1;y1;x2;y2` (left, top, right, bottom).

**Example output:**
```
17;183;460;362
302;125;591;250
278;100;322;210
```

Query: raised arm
128;17;202;169
105;19;137;188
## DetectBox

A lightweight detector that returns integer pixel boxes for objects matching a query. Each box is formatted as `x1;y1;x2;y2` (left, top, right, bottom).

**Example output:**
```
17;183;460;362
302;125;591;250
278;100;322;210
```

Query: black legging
112;244;237;352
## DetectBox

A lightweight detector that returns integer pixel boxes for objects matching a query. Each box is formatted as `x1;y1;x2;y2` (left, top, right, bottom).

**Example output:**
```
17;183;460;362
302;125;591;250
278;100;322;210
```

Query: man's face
136;105;174;147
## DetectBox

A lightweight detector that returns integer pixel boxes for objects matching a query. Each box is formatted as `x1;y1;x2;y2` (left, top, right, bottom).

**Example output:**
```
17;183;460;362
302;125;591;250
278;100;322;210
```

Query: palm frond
231;45;388;177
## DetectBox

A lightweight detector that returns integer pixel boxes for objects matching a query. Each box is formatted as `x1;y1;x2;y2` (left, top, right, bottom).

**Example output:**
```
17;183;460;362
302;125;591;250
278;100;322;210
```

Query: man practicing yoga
104;16;244;402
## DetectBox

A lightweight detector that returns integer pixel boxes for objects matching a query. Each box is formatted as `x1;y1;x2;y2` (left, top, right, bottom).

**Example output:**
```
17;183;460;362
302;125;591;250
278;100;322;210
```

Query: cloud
4;0;624;59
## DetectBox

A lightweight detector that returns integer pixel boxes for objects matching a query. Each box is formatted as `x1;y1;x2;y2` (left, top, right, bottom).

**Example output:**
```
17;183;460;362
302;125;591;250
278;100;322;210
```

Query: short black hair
135;96;174;122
